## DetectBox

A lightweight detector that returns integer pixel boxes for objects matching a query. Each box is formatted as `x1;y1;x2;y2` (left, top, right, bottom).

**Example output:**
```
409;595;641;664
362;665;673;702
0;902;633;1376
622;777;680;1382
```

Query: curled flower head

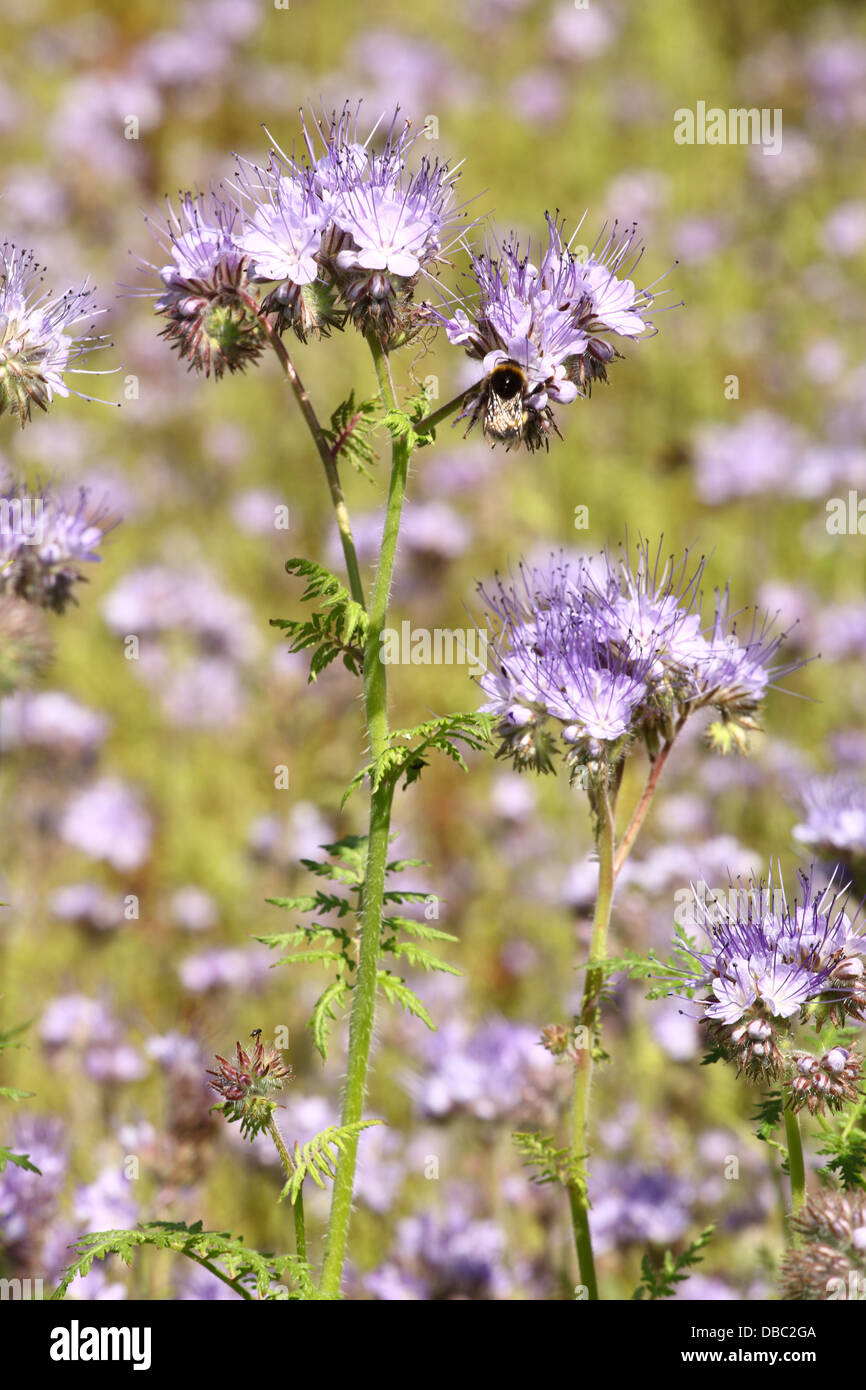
476;540;802;777
207;1034;292;1140
0;245;108;427
780;1190;866;1300
0;482;111;613
437;215;658;451
145;191;264;377
668;867;866;1082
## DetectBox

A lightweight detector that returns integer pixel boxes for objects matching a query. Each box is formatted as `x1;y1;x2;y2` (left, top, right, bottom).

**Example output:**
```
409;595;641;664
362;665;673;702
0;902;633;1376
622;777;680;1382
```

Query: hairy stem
320;333;411;1298
266;1114;307;1263
784;1096;807;1229
569;776;617;1301
242;294;366;608
613;735;677;878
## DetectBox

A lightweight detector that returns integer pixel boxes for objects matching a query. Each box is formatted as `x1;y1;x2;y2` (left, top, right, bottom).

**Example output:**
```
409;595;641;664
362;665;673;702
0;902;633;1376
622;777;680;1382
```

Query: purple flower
436;214;658;450
0;1116;67;1263
794;776;866;862
40;994;118;1049
589;1161;692;1255
477;541;799;773
144;191;264;377
59;778;153;872
1;690;110;753
669;868;866;1080
366;1199;514;1300
412;1017;557;1122
0;484;110;613
74;1166;138;1231
0;244;108;426
51;883;126;934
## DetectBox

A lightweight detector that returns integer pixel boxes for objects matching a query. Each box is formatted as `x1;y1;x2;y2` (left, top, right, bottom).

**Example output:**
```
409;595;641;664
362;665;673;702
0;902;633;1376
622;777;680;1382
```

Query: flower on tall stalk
207;1035;292;1140
145;191;265;377
0;482;111;613
239;103;467;340
0;244;108;426
435;215;659;451
477;541;801;778
666;867;866;1101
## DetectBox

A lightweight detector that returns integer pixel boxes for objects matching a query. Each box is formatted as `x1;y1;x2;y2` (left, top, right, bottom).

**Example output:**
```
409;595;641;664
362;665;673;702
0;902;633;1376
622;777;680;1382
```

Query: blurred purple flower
60;778;153;872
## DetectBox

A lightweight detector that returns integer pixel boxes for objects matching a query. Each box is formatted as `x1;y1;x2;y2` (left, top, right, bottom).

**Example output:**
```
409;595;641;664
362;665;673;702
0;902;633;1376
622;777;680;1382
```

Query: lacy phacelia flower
249;103;466;340
669;869;866;1087
477;542;799;777
437;215;657;451
207;1035;292;1139
780;1191;866;1300
0;244;106;426
147;192;265;377
0;484;109;613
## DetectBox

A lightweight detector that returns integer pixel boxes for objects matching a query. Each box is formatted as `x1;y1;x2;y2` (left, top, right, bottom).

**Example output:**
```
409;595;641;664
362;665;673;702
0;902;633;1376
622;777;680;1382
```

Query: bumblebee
466;359;560;453
483;361;530;444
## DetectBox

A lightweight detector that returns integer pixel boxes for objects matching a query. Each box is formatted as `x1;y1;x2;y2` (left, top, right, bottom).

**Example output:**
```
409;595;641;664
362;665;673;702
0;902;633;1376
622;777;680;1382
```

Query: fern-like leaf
280;1120;384;1205
376;971;435;1030
632;1225;716;1300
51;1221;317;1300
309;977;351;1060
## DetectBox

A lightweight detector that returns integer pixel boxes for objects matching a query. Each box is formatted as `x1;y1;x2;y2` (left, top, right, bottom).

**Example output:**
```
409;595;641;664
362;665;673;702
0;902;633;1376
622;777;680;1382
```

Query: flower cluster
0;244;106;427
437;215;657;450
207;1034;292;1140
147;103;465;369
669;868;865;1105
0;483;109;613
780;1190;866;1300
477;541;798;777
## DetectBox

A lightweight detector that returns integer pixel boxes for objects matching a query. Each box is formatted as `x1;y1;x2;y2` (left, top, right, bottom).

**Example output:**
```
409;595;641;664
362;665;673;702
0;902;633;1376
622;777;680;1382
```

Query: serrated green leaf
309;977;351;1060
0;1147;41;1175
376;971;436;1030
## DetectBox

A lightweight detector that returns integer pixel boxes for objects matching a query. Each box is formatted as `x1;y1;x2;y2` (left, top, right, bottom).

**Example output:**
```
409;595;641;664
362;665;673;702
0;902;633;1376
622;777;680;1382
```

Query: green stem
319;333;411;1299
569;775;617;1301
266;1114;307;1262
242;292;366;608
413;388;469;437
784;1094;807;1228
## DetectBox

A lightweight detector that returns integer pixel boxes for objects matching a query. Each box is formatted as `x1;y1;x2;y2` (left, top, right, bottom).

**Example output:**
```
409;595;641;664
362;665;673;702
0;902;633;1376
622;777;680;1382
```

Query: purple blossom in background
0;484;110;613
366;1199;514;1300
0;1116;67;1266
589;1161;692;1255
59;778;153;872
74;1166;139;1231
51;883;126;933
412;1017;556;1121
0;244;107;426
1;690;110;753
40;994;119;1049
170;885;219;931
178;945;271;994
84;1042;148;1084
795;776;866;862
